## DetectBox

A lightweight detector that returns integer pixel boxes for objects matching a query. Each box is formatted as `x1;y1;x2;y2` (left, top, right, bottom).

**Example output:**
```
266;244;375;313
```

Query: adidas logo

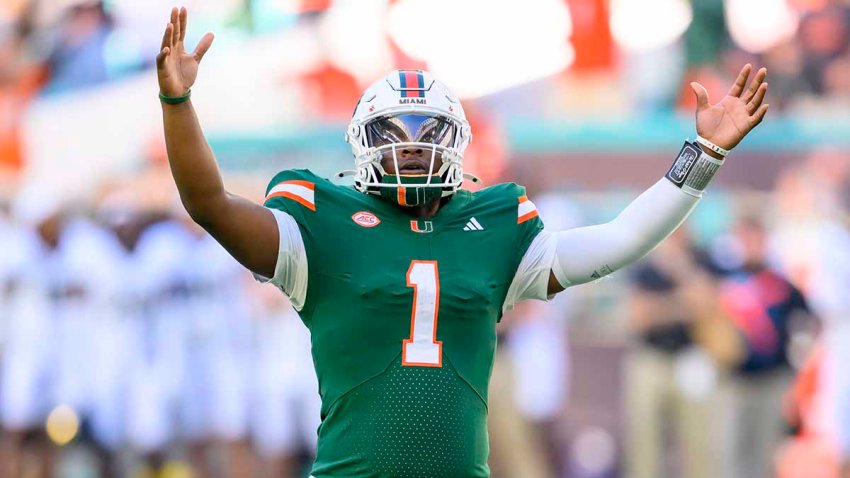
463;217;484;231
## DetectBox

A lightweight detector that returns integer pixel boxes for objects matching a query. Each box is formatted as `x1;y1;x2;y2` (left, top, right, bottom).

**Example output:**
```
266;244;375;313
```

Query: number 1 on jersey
403;261;443;367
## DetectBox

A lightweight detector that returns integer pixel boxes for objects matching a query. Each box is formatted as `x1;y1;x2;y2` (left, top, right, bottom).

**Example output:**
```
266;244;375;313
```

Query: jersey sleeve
252;208;308;310
263;169;318;214
502;187;552;311
256;170;320;310
502;232;556;311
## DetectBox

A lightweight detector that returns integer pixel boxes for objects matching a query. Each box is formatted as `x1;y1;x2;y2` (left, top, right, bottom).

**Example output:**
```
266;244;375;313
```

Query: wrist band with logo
695;135;730;157
665;140;724;198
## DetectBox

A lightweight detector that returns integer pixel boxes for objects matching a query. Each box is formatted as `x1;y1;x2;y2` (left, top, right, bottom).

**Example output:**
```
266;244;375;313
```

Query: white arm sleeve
552;178;699;287
252;208;308;310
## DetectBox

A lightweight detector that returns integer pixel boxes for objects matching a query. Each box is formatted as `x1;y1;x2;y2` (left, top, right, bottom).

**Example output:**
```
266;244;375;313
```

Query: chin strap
335;170;357;181
463;172;481;184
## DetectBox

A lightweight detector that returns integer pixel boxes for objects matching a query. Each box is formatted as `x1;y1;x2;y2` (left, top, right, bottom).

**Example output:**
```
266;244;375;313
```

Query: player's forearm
161;100;227;223
552;179;698;287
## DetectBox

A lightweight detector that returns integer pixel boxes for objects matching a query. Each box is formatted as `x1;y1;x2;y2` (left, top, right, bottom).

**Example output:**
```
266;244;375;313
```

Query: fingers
160;22;173;51
171;7;181;48
179;7;188;43
751;104;769;127
156;46;170;68
690;82;710;111
747;82;768;114
728;63;752;98
742;67;767;103
193;32;215;62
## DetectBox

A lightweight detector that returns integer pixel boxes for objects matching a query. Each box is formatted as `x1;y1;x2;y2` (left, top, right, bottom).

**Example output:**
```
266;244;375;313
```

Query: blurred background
1;0;849;477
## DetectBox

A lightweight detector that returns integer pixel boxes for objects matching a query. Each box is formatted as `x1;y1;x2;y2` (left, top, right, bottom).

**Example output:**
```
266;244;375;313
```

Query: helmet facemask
350;112;467;207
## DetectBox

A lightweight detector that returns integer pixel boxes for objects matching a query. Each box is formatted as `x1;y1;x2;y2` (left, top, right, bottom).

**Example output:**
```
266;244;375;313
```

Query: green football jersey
263;169;544;478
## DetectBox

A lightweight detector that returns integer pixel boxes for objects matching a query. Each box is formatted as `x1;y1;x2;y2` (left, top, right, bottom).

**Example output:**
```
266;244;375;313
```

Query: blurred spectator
769;151;850;478
249;290;320;478
0;6;46;170
503;192;583;476
0;209;65;478
503;298;572;477
685;0;728;68
716;217;818;478
488;310;555;478
43;2;113;95
179;221;255;478
797;3;850;95
624;229;734;478
760;39;813;111
776;344;843;478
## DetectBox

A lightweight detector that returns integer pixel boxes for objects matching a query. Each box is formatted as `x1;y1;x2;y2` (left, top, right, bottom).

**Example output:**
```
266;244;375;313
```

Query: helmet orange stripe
403;71;423;98
416;71;425;97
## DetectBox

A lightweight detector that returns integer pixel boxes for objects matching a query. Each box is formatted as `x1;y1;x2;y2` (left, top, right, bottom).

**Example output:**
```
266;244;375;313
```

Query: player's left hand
690;64;769;155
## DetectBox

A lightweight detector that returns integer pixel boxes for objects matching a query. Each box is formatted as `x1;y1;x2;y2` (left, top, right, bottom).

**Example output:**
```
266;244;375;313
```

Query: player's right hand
156;7;214;98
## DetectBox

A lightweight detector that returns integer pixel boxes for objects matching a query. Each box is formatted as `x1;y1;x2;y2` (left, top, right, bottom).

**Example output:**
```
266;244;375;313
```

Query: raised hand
156;7;214;98
690;64;769;153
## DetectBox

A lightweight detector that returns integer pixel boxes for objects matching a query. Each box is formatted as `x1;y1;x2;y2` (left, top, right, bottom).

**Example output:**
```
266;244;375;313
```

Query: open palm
156;7;214;98
690;64;769;152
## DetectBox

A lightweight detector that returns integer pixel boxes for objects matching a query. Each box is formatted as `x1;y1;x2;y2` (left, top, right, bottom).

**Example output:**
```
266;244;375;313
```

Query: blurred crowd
677;0;850;115
1;153;847;478
590;146;850;478
0;186;324;478
1;1;850;478
1;0;850;163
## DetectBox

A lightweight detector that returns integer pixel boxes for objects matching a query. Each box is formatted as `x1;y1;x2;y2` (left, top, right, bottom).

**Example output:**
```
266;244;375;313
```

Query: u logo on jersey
410;220;434;234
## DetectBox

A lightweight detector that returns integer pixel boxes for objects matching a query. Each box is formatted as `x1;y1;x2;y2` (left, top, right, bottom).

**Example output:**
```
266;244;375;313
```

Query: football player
156;7;769;477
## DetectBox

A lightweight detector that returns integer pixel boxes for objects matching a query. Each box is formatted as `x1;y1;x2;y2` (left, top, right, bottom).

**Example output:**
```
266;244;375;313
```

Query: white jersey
0;219;36;352
123;220;195;452
83;220;138;450
179;232;252;441
52;218;122;417
250;291;320;456
0;223;54;430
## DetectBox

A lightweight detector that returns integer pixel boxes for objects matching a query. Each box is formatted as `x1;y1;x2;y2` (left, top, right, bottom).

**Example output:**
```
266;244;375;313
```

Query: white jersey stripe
266;181;316;210
517;196;538;223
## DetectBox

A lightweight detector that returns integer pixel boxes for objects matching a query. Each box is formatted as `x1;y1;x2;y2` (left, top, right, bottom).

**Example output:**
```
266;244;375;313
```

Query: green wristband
159;89;191;105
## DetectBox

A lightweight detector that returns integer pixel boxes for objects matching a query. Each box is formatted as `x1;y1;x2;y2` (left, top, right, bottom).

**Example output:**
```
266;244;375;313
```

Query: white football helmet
338;70;477;207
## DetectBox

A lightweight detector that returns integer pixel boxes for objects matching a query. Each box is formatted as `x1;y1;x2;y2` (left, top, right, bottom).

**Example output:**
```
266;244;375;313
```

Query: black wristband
665;140;723;197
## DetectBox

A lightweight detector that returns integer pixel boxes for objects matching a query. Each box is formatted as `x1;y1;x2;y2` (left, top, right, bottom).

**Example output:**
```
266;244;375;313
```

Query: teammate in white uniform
250;287;321;477
0;211;63;477
86;209;149;474
52;218;124;424
180;228;254;478
124;219;193;458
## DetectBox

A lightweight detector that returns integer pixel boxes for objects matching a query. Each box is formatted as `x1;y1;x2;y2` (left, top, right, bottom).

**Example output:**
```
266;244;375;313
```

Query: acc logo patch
352;211;381;228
